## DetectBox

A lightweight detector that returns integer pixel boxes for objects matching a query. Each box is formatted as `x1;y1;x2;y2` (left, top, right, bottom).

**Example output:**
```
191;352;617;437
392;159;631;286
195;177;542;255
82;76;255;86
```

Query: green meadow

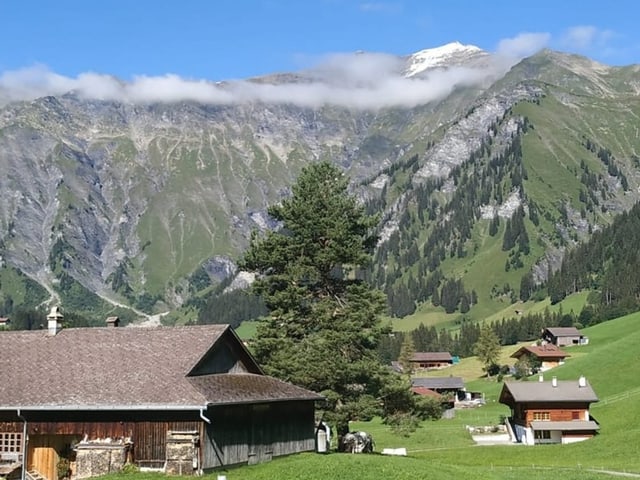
102;311;640;479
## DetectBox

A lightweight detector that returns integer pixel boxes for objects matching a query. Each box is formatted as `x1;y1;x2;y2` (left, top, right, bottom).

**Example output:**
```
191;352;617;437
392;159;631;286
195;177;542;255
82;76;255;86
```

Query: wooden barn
541;327;588;346
0;311;322;479
410;352;453;370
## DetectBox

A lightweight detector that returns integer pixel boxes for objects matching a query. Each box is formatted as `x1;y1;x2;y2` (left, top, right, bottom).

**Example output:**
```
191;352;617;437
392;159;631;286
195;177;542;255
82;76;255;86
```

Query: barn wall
2;411;202;474
202;401;315;470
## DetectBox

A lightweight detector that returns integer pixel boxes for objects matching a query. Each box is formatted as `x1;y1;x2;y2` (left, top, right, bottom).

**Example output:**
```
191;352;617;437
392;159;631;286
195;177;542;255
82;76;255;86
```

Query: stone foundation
165;431;199;476
74;439;130;479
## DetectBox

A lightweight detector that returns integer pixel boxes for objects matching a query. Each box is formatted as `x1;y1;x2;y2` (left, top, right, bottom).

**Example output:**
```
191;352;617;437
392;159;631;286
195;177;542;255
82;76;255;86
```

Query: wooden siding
202;401;315;470
511;402;591;426
189;330;262;376
1;411;202;474
524;408;589;426
28;434;76;480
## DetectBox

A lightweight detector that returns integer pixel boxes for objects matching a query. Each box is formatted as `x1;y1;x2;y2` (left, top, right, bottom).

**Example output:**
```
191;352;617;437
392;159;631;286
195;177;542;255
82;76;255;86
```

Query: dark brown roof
0;324;319;410
188;374;323;404
544;327;583;337
410;386;442;398
511;344;570;359
411;352;453;362
500;379;598;405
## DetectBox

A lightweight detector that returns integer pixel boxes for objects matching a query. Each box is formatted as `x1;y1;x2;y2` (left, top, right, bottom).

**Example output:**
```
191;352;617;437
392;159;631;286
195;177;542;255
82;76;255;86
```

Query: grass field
196;310;640;479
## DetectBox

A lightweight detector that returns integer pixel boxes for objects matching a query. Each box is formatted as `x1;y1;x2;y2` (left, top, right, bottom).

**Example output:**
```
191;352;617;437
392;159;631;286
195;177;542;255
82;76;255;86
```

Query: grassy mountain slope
379;51;640;332
2;50;640;326
218;310;640;479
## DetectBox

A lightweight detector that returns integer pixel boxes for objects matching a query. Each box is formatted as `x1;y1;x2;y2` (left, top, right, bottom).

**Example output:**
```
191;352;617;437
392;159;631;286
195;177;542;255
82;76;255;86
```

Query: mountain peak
405;42;486;77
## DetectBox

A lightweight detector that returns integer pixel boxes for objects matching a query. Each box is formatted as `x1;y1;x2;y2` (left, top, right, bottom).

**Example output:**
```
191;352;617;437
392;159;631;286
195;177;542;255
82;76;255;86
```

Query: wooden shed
0;321;322;479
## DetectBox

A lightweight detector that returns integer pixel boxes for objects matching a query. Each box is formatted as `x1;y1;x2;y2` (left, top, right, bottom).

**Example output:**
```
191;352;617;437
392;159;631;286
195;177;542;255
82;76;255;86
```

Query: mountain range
1;42;639;324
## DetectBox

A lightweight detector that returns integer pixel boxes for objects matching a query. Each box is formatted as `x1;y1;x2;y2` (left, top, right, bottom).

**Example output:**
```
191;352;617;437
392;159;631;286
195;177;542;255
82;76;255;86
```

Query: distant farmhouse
0;307;322;480
410;352;454;370
499;376;599;445
0;317;10;328
411;377;466;400
542;327;588;346
511;344;569;371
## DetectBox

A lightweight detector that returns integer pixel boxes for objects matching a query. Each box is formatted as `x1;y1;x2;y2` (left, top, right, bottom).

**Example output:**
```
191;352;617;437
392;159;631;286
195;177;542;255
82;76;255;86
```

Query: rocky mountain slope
0;44;638;322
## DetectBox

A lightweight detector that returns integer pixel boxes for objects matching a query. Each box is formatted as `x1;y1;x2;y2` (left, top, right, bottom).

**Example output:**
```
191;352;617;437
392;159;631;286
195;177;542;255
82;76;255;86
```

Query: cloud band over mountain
0;33;548;109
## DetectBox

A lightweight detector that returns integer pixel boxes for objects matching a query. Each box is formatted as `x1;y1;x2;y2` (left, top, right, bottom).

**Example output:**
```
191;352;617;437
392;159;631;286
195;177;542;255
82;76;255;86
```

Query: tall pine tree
241;162;393;434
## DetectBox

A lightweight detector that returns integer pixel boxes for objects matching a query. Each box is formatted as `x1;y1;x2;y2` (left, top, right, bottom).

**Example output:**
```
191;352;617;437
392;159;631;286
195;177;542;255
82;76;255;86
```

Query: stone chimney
105;316;120;327
47;306;64;335
578;375;587;387
551;376;557;387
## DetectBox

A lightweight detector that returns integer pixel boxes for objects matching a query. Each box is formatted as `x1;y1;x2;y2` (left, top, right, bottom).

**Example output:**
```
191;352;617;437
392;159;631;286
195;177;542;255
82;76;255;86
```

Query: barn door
248;404;272;465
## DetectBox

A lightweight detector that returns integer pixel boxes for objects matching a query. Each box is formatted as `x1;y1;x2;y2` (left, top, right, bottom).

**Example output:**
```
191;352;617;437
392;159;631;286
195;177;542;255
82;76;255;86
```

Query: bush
121;463;139;474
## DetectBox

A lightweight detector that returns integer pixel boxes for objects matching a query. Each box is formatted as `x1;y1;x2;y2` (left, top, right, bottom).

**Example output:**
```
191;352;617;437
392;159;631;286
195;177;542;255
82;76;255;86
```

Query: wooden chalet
510;344;569;371
0;310;323;480
411;376;465;401
542;327;588;346
410;352;453;370
499;376;599;445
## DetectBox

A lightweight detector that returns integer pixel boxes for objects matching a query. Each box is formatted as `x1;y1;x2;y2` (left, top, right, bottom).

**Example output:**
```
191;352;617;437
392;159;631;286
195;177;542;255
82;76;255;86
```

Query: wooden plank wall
202;401;315;470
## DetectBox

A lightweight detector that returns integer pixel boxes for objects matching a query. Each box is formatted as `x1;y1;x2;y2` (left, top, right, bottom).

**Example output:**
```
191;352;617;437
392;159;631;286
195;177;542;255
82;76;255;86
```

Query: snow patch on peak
405;42;485;77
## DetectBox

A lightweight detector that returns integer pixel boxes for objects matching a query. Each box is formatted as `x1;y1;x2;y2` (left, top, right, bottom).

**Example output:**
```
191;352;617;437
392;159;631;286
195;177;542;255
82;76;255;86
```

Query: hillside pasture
208;310;640;478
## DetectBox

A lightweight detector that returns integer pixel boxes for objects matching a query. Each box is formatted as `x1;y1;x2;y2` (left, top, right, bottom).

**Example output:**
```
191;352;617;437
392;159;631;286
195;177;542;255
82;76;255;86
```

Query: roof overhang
1;404;208;412
531;420;599;431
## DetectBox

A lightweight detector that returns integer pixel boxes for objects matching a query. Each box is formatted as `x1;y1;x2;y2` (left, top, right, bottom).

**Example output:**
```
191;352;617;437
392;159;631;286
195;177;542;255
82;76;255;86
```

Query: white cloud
496;32;551;59
0;33;545;110
561;25;616;50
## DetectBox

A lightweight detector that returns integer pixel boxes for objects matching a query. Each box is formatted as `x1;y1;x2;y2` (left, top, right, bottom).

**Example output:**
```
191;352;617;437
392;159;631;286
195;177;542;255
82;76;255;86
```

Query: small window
533;411;550;421
572;411;580;420
534;430;551;440
0;433;22;453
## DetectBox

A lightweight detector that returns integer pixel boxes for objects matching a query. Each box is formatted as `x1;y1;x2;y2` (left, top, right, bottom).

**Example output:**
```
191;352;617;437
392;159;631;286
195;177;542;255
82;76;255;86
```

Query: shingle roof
411;377;464;390
411;352;453;362
500;380;598;404
530;420;599;431
544;327;582;337
511;344;570;359
410;387;442;398
188;374;323;404
0;324;319;410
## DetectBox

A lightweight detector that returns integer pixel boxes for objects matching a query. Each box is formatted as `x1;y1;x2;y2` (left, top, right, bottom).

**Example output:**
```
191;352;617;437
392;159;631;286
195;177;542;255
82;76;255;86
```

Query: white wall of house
562;435;591;444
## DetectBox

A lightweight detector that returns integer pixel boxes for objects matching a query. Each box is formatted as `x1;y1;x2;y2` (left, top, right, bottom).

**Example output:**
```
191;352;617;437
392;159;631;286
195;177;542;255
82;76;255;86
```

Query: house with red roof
0;307;322;479
511;344;569;371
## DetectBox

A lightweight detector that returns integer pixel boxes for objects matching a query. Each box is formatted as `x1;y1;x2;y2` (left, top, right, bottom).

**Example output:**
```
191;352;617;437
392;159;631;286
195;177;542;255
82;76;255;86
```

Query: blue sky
0;1;638;108
1;0;638;81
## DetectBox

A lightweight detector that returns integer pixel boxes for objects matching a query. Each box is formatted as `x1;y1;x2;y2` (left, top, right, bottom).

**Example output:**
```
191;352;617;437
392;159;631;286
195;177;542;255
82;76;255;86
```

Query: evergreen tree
398;334;416;375
473;326;501;376
241;162;394;434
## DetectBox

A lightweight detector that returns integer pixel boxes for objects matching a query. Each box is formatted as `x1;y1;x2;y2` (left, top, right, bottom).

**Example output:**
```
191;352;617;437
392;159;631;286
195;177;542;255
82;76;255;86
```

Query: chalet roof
411;352;453;362
544;327;583;337
0;324;319;410
411;377;464;390
410;386;442;398
188;374;323;404
530;420;599;431
499;380;598;405
511;344;570;360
